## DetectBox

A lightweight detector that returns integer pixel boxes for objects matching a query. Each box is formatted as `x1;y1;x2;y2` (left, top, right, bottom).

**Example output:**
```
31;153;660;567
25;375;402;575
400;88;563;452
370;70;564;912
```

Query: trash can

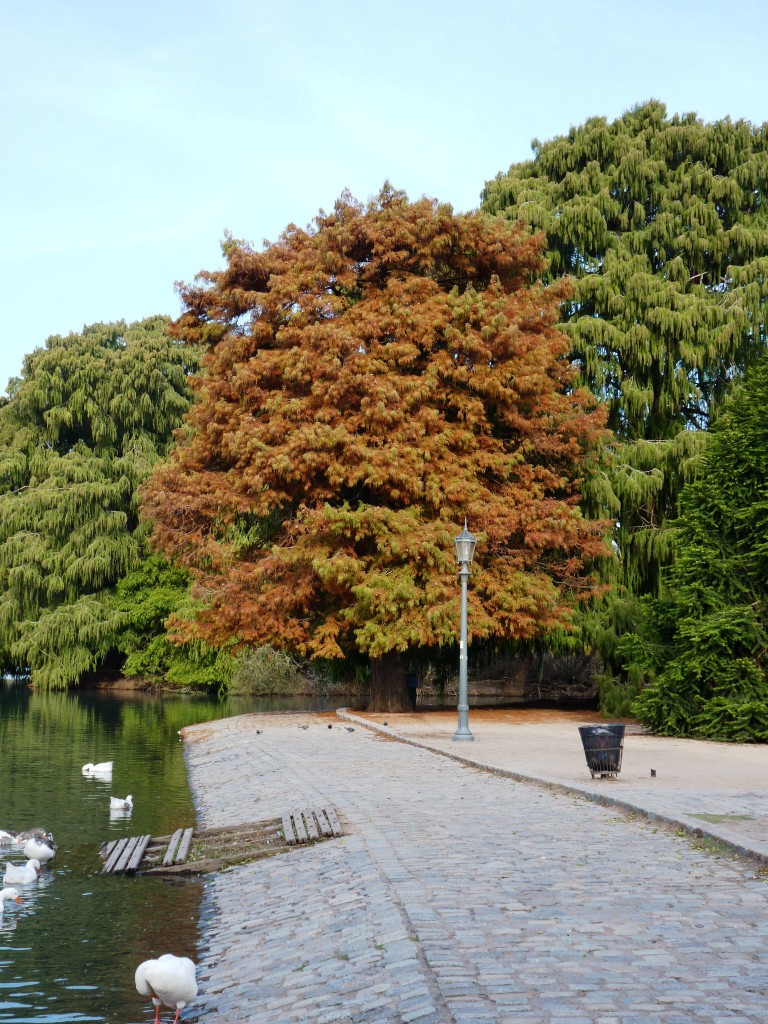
578;724;625;778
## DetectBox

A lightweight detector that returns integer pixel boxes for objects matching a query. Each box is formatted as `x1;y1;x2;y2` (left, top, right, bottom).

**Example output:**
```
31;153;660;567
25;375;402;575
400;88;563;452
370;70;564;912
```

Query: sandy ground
349;707;768;790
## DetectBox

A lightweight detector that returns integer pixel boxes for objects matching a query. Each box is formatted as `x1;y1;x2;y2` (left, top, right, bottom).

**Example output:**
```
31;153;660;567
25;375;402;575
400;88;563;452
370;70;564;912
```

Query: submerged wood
99;807;343;875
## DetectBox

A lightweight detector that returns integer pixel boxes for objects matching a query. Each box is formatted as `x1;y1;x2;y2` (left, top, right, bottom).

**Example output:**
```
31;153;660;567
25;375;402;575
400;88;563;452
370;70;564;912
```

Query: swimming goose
23;835;56;863
3;859;41;885
82;761;113;777
110;795;133;811
135;954;197;1024
0;830;18;846
0;887;22;912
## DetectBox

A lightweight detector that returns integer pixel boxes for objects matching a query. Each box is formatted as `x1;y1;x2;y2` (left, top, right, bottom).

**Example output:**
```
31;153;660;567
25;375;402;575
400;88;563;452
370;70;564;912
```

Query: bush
228;646;308;696
597;675;643;719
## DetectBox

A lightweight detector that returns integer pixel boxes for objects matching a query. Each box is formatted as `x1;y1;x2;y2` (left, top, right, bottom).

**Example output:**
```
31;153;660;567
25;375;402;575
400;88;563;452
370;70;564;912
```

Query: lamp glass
454;522;477;566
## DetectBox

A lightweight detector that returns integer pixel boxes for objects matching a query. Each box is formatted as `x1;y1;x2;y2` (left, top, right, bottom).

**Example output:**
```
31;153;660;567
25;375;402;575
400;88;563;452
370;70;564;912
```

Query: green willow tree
0;318;203;688
624;352;768;741
482;101;768;679
142;187;611;712
112;555;235;688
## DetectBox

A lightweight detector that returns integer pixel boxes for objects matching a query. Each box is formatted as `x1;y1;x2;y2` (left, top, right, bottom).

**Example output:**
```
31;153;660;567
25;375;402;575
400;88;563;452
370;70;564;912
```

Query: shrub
228;646;308;696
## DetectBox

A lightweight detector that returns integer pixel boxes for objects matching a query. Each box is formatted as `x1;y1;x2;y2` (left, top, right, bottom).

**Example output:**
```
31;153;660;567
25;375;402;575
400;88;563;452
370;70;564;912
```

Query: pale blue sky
1;0;766;395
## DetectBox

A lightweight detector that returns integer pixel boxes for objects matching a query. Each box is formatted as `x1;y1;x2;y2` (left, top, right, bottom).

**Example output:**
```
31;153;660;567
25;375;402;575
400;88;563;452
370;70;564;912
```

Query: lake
0;683;358;1023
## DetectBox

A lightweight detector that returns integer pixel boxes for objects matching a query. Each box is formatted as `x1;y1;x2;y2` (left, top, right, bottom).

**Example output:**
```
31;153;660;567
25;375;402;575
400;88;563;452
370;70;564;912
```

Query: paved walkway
181;710;768;1023
339;708;768;862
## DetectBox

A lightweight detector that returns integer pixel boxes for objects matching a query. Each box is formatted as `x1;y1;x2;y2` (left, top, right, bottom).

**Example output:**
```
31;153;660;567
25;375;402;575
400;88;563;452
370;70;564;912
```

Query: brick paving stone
181;713;768;1022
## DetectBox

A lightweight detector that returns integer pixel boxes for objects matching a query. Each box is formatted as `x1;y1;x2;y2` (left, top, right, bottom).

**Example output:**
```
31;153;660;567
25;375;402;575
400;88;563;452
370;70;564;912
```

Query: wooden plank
303;809;320;841
314;807;333;837
162;828;183;867
100;839;119;861
282;813;296;845
113;835;143;874
102;839;127;873
291;810;308;844
174;828;194;864
102;838;129;874
98;808;345;877
125;834;152;874
325;806;343;838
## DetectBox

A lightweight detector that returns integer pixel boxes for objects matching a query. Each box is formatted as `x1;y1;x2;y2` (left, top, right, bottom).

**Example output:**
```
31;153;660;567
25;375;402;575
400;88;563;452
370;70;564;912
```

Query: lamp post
453;519;477;742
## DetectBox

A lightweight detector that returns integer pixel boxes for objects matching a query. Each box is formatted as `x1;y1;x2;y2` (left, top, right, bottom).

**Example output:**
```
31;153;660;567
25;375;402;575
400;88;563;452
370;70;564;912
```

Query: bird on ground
345;727;355;732
135;954;198;1024
23;835;56;863
0;887;22;912
110;795;133;811
82;761;113;777
299;724;309;730
3;859;41;885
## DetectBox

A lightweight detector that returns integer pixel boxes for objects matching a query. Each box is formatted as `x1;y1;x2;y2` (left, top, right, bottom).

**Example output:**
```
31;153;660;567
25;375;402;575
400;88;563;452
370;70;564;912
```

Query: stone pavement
338;708;768;863
181;710;768;1023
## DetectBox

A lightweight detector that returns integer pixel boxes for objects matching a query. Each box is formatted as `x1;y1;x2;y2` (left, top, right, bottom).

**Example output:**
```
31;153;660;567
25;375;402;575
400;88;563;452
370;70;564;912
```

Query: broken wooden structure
99;805;343;876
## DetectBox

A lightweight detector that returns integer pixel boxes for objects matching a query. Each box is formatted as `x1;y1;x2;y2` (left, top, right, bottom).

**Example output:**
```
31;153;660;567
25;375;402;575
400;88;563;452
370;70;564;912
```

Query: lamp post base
453;705;474;742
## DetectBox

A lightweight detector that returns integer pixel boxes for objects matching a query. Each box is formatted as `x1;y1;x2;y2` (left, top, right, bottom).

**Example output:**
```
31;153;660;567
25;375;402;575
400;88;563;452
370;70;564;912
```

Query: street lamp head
454;519;477;567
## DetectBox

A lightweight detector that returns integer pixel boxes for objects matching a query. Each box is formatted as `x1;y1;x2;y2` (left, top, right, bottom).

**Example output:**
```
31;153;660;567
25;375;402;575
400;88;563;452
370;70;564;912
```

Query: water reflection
0;683;362;1023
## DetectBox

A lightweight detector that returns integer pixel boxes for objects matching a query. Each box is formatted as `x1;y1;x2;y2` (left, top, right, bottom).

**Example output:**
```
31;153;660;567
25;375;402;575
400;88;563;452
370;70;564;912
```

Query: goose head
0;887;22;910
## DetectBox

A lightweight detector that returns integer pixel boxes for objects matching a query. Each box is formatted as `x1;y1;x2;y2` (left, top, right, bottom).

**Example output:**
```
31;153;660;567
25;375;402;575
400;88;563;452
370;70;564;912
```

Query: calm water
0;683;358;1023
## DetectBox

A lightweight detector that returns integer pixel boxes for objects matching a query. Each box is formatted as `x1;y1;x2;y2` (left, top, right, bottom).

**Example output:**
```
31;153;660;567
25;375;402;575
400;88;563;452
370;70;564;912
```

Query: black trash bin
578;724;625;778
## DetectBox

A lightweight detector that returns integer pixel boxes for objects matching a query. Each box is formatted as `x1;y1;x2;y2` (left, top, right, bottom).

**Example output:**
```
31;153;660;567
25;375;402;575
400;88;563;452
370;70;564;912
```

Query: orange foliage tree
142;187;610;711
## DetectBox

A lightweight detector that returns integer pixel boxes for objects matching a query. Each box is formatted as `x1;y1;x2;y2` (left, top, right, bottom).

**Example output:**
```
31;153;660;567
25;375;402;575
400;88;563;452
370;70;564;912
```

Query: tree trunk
368;650;411;713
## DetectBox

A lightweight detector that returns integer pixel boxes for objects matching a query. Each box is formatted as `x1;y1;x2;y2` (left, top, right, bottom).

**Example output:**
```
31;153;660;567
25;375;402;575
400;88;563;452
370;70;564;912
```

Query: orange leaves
143;187;611;659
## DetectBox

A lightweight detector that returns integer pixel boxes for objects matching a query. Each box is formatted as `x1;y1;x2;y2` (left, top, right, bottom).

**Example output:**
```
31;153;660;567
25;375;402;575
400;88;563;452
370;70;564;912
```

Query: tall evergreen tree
0;318;202;688
482;101;768;621
625;351;768;741
142;187;610;712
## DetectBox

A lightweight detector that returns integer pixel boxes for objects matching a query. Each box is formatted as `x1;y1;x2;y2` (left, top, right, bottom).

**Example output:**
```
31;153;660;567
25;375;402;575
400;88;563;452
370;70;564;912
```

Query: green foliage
228;646;309;696
11;596;127;690
626;352;768;740
163;640;235;690
483;100;768;617
596;674;643;719
111;555;233;689
631;673;706;737
0;319;202;688
694;699;768;743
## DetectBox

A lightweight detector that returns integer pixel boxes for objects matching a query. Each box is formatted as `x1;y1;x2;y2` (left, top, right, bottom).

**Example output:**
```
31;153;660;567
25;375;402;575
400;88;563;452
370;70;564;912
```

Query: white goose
23;835;56;863
82;761;113;778
0;830;18;846
135;954;197;1024
0;887;22;912
3;859;41;885
110;794;133;811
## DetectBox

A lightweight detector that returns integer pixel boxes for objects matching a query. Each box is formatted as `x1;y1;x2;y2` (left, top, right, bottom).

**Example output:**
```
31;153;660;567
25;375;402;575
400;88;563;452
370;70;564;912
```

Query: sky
1;0;766;395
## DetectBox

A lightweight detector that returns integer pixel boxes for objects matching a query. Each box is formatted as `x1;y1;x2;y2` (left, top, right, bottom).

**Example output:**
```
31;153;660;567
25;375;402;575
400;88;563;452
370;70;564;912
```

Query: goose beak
14;896;21;904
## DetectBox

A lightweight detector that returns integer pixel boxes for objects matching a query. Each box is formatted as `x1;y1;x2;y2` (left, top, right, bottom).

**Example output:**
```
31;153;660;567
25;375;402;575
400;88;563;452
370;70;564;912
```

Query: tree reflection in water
0;684;343;1023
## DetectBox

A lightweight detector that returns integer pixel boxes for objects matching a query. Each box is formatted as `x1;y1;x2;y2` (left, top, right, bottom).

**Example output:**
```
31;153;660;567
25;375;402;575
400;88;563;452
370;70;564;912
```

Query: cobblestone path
183;714;768;1023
